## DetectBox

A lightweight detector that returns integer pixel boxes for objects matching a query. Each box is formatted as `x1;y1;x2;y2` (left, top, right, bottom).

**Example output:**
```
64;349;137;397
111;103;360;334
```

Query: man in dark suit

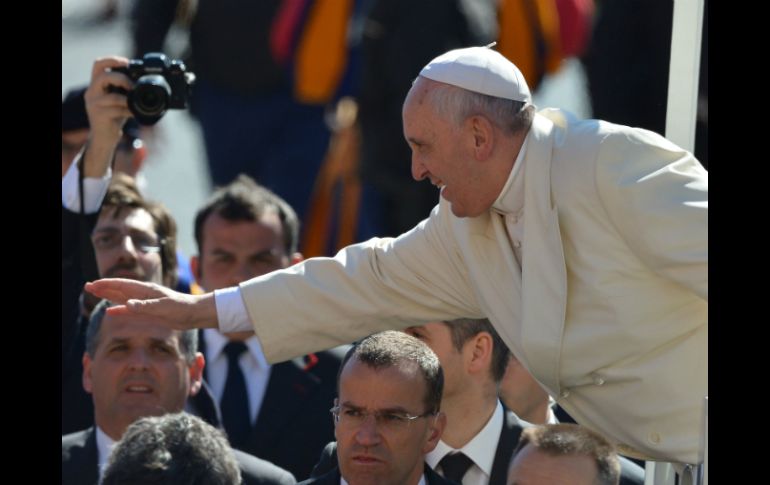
300;331;454;485
403;319;524;484
312;319;643;484
189;174;342;479
61;300;295;485
61;58;182;435
408;319;645;485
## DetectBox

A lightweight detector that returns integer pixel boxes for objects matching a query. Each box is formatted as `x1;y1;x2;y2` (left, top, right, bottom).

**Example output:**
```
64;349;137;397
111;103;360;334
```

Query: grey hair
101;412;241;485
419;77;535;136
85;299;198;363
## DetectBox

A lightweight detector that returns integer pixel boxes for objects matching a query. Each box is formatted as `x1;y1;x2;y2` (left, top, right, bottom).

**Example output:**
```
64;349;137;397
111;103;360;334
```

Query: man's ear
468;115;495;160
423;411;448;454
188;352;205;396
465;332;494;376
82;353;94;395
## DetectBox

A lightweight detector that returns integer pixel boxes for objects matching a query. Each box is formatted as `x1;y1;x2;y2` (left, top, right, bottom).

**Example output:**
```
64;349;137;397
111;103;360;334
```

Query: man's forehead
96;207;156;233
101;314;181;344
202;210;284;250
342;359;424;390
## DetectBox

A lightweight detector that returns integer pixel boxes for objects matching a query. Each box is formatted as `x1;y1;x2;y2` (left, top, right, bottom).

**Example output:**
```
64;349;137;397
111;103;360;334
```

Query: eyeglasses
330;405;435;432
91;230;163;253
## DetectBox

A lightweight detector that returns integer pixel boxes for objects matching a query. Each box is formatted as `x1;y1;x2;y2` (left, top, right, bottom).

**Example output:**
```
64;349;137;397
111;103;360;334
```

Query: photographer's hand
85;278;220;331
81;56;133;178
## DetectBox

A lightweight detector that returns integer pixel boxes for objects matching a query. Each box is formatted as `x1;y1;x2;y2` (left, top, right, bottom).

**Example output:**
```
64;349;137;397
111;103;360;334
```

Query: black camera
109;52;196;125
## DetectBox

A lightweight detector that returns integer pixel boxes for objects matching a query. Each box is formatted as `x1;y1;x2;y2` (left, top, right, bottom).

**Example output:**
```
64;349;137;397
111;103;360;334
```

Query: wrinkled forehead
99;313;182;348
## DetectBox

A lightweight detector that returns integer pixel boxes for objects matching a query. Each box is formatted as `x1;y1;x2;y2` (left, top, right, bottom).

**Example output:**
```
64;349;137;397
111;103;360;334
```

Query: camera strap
76;142;117;284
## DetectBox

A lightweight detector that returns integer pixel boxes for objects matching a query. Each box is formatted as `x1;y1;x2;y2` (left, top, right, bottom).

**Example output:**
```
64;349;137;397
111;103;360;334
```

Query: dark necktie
220;341;251;448
439;452;475;483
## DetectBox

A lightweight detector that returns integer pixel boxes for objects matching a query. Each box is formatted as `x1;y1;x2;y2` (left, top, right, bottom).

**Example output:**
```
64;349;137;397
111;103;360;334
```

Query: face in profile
403;78;489;218
403;322;468;400
335;358;446;485
82;313;203;439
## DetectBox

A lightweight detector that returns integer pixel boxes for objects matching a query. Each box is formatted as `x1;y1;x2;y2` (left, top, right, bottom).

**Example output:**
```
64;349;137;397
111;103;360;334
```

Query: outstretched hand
85;278;219;330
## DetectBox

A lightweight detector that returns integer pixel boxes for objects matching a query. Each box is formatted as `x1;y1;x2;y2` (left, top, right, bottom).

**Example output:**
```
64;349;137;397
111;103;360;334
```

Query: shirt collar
426;400;504;477
203;328;270;369
95;426;116;479
491;135;529;216
342;474;427;485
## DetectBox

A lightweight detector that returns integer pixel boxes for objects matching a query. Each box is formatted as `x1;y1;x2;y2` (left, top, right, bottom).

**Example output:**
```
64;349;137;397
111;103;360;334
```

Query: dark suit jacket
62;205;99;436
200;333;343;479
61;427;296;485
309;408;644;485
299;461;459;485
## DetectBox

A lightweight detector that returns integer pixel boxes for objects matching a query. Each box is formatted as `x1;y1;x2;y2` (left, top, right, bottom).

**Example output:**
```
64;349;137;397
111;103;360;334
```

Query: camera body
110;52;196;125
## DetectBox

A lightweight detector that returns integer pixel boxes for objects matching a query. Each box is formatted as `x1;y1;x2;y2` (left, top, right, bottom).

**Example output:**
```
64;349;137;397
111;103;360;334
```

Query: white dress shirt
62;150;111;213
203;329;272;425
342;475;426;485
95;426;116;483
426;401;504;485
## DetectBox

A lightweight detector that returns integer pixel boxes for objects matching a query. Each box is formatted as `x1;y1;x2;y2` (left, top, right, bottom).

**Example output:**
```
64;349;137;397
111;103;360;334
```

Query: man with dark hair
62;300;295;485
101;413;242;485
301;331;453;485
189;173;342;479
62;57;193;435
507;423;621;485
404;318;519;484
63;173;181;434
89;46;707;467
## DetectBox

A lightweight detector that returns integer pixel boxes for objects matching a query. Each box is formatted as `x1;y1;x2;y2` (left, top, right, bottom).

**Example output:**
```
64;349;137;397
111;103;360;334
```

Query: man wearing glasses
300;331;456;485
62;57;185;435
63;173;180;435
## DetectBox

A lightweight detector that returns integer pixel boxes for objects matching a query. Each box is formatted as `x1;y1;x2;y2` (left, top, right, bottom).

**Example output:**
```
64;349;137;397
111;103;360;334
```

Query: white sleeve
214;287;255;333
61;150;112;213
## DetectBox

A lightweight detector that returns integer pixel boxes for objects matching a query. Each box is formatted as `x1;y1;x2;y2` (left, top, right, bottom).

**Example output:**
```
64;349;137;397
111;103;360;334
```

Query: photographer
62;56;201;435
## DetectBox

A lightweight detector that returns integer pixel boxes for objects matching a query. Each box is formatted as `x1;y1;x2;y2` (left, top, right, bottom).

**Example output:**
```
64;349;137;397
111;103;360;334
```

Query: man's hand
81;56;133;178
85;278;219;330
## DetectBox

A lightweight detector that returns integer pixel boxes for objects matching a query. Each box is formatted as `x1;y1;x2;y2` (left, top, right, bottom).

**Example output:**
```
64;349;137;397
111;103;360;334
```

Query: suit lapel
518;113;568;397
62;428;100;485
489;410;528;485
247;359;321;455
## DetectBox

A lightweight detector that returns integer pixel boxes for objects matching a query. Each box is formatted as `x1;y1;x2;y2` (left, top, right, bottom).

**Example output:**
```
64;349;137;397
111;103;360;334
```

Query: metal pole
665;0;705;151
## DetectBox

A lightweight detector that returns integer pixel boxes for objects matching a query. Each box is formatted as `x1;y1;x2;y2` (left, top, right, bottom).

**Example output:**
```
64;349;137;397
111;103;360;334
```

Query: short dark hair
101;412;241;485
100;173;178;289
194;174;300;256
442;318;511;383
85;299;198;363
512;423;621;485
339;331;444;414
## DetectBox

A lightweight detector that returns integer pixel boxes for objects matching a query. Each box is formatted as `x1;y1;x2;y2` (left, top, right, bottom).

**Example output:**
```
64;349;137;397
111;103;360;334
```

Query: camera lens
128;75;171;125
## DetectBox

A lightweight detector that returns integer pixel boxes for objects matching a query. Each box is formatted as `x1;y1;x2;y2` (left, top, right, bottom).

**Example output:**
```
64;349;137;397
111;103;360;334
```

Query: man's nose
354;414;382;446
411;155;428;181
